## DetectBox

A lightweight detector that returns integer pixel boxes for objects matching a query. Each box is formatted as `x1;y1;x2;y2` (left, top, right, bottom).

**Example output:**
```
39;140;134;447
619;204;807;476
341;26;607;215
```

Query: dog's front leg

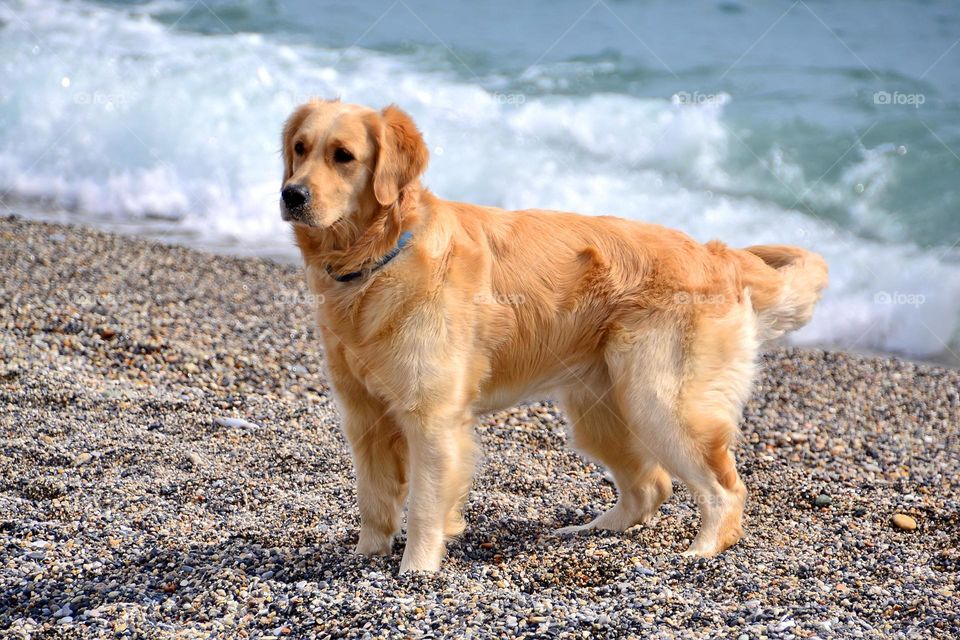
340;392;408;557
397;407;475;573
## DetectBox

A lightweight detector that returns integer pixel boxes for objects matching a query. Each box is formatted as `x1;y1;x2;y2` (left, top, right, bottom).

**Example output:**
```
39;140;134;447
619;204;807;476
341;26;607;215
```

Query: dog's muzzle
280;184;310;221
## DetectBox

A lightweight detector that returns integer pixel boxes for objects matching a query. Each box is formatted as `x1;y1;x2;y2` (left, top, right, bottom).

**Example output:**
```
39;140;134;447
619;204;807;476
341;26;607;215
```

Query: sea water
1;0;958;360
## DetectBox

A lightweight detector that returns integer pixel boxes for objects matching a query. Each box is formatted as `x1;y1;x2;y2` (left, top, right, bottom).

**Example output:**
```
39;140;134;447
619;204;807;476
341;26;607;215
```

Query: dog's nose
281;184;310;209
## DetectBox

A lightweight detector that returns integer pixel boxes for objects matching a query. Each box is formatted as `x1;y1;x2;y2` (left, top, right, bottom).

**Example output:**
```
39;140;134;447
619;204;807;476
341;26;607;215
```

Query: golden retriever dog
280;99;828;573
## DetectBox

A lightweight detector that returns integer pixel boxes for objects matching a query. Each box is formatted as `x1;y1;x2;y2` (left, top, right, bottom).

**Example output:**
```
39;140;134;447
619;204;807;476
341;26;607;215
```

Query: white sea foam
2;0;957;357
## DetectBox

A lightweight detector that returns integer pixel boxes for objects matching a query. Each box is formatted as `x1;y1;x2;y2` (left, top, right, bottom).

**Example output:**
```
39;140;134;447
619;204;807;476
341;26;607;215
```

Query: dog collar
326;231;414;283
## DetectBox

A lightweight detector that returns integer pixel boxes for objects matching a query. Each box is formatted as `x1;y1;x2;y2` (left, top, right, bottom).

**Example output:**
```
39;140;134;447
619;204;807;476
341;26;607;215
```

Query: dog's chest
315;288;469;411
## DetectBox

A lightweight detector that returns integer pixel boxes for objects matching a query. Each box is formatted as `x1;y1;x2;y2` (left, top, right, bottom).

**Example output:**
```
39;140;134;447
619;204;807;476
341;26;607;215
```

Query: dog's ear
282;103;315;182
369;105;429;206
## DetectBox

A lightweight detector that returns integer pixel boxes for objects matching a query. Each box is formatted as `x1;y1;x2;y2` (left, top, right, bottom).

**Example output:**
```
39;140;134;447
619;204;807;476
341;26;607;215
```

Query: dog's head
280;99;429;228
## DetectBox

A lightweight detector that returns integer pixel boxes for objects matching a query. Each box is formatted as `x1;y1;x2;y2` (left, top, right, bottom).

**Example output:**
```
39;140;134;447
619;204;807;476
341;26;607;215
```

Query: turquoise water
1;0;959;358
139;0;960;247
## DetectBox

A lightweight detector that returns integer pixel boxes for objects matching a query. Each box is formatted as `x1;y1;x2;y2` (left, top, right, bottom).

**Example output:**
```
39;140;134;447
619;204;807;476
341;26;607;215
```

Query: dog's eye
294;141;305;156
333;147;354;164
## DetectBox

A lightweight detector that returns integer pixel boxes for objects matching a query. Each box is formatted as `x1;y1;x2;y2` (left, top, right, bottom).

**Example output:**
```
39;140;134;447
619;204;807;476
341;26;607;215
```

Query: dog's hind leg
605;309;755;557
675;417;747;556
557;372;673;534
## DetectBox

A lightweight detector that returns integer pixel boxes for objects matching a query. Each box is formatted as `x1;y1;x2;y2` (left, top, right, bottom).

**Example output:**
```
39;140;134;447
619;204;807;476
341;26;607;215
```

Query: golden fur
280;99;828;572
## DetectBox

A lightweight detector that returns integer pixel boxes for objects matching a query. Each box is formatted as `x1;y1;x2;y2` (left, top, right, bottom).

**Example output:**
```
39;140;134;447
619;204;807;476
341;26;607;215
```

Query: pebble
813;494;832;507
73;452;93;467
2;218;958;639
891;514;918;531
214;417;261;430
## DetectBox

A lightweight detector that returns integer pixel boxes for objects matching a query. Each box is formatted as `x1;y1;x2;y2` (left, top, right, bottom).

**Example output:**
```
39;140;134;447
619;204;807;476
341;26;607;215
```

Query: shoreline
2;216;958;638
8;204;958;370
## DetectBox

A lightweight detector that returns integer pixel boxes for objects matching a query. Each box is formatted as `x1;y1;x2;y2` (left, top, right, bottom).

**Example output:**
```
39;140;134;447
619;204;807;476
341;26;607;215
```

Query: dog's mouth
280;203;314;226
281;205;352;229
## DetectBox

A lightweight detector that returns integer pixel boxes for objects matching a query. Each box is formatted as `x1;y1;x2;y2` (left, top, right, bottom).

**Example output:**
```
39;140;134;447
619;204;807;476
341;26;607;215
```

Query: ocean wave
1;0;958;358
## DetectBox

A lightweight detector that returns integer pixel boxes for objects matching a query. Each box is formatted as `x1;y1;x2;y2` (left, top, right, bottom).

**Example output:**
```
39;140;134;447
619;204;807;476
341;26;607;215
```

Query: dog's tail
736;244;828;344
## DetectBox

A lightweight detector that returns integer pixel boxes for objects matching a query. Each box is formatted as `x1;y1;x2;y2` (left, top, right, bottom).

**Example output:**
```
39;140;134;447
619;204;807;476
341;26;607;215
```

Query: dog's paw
681;539;723;558
554;523;591;536
398;553;441;574
354;531;393;556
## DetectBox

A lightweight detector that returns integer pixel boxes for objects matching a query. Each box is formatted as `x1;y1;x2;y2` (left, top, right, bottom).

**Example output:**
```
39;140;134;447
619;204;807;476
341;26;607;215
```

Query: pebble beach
1;215;958;638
